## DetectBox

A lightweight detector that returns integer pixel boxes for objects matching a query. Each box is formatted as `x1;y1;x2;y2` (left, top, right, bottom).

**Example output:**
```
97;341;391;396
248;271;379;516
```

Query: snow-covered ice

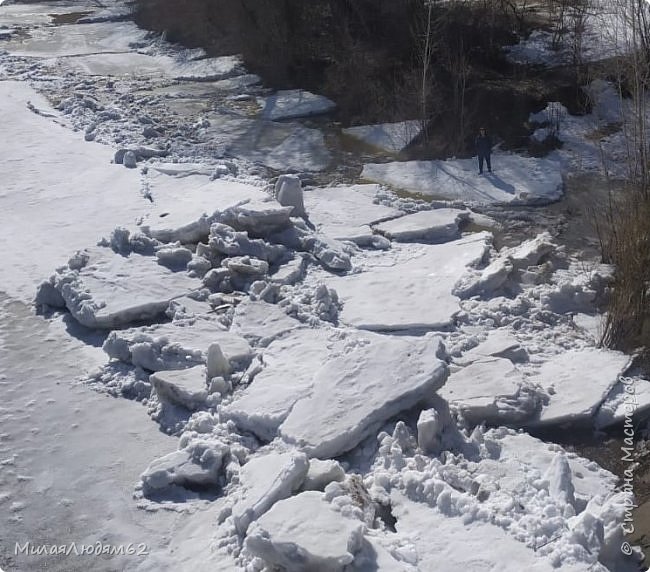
231;451;309;535
362;154;564;205
140;173;268;243
223;328;330;441
528;348;631;427
279;333;448;458
48;246;202;329
150;366;208;411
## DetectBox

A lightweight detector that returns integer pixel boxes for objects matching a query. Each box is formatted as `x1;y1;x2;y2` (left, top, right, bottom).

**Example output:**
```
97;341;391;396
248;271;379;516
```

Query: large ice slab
231;452;309;535
362;154;564;205
56;248;202;329
440;358;540;425
342;120;422;153
103;317;253;372
140;173;268;244
325;233;490;331
528;349;631;427
373;208;469;243
223;329;330;441
303;185;402;245
279;334;448;458
258;90;336;121
245;491;364;571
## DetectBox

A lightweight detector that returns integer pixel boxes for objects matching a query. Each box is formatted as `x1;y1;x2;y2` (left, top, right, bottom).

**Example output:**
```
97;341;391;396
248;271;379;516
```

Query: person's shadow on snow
484;172;516;194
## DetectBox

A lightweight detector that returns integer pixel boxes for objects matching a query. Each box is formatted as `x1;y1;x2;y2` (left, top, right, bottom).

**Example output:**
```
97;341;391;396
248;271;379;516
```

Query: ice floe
103;316;253;372
326;233;490;331
528;348;631;427
362;154;564;205
258;89;336;121
278;333;447;458
342;120;422;153
374;208;470;243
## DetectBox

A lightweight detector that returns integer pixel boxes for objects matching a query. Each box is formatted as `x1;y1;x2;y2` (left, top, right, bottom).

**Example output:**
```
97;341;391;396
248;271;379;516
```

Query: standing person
475;127;493;175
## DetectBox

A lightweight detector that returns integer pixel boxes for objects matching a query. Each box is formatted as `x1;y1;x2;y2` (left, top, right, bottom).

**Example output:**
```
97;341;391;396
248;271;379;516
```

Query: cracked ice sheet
362;154;563;205
526;348;631;427
140;172;268;243
390;493;593;572
303;184;403;244
222;328;331;441
0;80;148;301
324;233;490;331
279;333;447;459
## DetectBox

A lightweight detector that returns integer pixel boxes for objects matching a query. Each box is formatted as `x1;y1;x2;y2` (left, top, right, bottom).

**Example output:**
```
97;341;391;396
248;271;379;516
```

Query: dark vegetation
133;0;592;157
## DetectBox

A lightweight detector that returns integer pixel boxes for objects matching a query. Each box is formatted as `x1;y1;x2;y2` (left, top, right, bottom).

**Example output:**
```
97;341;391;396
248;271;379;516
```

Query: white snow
222;328;330;441
342;120;422;153
528;348;631;426
258;89;336;121
374;208;470;243
279;333;448;458
362;155;564;205
325;233;490;331
454;329;529;365
2;7;644;572
245;491;365;571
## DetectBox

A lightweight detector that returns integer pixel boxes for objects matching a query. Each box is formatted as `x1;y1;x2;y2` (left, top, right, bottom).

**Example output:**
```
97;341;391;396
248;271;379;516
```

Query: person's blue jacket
475;134;493;156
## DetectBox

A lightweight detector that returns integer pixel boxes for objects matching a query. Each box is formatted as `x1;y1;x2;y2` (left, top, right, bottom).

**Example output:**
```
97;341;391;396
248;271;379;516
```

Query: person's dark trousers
478;154;492;174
